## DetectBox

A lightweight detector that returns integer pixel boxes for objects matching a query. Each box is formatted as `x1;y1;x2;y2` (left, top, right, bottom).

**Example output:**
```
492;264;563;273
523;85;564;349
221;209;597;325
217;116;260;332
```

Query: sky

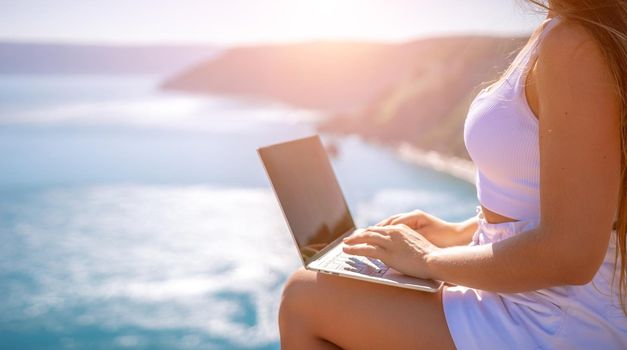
0;0;548;46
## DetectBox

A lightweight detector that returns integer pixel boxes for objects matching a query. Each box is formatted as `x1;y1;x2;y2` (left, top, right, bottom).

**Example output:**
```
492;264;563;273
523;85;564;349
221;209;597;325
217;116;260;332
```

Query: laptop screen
258;135;355;265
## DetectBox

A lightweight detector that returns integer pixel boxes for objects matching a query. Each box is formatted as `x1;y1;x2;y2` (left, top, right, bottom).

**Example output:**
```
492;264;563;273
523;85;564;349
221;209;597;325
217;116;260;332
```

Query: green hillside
163;36;528;158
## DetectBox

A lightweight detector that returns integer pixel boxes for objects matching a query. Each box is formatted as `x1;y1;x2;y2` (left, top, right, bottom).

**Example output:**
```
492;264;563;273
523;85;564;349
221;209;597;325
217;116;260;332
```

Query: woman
279;1;627;349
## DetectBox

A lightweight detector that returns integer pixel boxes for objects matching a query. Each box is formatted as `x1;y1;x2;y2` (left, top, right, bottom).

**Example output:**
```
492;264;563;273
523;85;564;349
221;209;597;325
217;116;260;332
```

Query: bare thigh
279;268;457;350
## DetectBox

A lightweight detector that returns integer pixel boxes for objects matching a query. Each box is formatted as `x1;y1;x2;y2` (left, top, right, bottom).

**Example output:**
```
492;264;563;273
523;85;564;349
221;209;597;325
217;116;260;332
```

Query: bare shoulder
544;18;599;52
536;18;615;90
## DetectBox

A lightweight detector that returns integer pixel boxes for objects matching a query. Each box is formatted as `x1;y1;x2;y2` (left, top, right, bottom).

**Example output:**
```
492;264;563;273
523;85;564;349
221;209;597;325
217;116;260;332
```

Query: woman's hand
375;210;470;248
342;224;440;280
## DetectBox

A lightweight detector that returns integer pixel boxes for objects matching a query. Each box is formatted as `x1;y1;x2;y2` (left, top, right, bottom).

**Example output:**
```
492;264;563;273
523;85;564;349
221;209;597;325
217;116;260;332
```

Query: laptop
257;135;443;292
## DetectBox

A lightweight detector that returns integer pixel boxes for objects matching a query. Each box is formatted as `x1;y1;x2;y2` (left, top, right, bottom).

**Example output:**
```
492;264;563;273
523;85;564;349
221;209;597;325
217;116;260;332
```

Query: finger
365;225;405;235
389;213;418;226
343;231;391;247
375;214;400;226
342;243;384;260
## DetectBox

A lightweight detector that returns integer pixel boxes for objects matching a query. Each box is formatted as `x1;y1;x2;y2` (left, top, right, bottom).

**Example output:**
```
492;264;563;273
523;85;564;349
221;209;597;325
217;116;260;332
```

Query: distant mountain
0;42;221;75
163;40;441;112
163;36;528;158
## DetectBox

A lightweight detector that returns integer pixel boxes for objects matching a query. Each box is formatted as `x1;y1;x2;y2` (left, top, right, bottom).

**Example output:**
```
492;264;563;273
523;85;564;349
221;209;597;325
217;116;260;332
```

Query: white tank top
464;16;562;221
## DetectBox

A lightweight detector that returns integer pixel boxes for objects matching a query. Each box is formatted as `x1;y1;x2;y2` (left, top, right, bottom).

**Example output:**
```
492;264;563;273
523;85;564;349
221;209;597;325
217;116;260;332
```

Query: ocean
0;74;478;349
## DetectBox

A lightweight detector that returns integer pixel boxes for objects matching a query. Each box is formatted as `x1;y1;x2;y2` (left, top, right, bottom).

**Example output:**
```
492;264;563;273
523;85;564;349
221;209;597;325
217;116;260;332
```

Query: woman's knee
279;268;317;322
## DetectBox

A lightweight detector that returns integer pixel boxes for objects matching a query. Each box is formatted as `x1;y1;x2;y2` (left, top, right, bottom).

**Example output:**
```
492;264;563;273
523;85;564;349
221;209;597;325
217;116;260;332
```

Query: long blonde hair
525;0;627;316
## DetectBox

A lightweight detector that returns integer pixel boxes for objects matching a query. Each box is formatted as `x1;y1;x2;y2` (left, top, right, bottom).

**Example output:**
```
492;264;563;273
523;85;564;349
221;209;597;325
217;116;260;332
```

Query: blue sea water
0;74;478;349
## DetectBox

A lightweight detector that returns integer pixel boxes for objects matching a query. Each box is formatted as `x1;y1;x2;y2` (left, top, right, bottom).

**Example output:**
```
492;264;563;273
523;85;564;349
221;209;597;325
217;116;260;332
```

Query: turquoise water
0;75;478;349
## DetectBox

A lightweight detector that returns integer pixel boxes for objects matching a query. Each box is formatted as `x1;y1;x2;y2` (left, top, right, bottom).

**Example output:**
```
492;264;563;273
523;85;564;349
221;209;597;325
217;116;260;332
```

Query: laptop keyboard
318;248;389;276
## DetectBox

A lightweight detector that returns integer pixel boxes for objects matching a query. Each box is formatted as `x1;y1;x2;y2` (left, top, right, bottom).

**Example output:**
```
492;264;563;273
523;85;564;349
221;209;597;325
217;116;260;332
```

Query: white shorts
442;206;627;349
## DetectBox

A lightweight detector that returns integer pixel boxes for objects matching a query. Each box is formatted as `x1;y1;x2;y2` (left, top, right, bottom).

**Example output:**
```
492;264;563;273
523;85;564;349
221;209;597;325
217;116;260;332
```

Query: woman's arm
453;216;479;244
375;210;478;248
345;21;621;293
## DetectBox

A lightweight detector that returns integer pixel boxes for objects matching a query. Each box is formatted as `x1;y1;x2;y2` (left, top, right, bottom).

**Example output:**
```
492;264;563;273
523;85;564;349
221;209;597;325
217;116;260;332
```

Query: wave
0;185;298;347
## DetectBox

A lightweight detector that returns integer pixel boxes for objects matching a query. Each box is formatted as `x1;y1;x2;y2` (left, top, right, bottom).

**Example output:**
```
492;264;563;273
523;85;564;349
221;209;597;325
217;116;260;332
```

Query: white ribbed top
463;16;562;221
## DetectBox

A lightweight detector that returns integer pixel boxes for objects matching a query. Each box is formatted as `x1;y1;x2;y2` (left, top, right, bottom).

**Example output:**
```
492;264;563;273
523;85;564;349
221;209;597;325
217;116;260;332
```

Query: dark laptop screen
258;135;355;265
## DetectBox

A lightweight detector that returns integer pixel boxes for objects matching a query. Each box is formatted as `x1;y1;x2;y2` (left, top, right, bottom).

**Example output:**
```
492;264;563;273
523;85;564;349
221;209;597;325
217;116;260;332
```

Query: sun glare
1;0;544;45
275;0;395;41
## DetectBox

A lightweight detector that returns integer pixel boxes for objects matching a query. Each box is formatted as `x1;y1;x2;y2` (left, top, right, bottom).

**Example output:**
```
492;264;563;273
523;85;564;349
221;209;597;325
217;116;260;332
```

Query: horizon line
0;30;533;49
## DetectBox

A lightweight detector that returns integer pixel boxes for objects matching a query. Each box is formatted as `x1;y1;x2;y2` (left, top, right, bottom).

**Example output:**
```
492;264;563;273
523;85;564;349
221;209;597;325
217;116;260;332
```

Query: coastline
325;132;477;185
396;142;476;185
